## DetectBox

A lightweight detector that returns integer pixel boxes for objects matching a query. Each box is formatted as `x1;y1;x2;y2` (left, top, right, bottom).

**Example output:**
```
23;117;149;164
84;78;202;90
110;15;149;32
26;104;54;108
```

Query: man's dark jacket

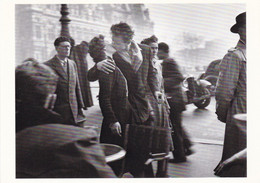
16;124;116;178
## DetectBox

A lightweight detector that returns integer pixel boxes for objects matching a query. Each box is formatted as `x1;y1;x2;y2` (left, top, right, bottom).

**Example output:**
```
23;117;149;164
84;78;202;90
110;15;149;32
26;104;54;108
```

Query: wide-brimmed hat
230;12;246;33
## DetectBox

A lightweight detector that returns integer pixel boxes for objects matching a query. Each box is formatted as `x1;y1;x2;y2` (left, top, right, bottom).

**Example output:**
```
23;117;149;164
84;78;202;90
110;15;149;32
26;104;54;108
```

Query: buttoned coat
44;56;84;124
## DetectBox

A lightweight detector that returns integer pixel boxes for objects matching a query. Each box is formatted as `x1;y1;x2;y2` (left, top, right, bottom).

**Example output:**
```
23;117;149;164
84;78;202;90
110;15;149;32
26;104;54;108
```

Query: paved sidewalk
83;105;223;178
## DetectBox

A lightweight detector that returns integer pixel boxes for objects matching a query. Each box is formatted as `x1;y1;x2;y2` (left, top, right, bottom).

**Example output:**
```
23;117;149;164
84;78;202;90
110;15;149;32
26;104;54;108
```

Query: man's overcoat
215;40;246;176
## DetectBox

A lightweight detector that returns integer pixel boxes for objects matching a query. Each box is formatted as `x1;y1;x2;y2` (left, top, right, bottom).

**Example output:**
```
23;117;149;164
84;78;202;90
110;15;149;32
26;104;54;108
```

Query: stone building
15;4;154;65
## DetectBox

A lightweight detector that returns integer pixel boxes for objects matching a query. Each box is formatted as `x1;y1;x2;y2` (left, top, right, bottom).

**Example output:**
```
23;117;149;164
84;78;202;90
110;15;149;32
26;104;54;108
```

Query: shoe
169;157;187;163
185;149;195;156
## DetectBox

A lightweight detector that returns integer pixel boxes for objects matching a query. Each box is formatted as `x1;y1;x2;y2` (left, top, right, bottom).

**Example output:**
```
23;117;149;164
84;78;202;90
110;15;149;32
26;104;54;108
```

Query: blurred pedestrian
15;62;116;178
158;42;193;163
44;36;86;126
214;12;246;177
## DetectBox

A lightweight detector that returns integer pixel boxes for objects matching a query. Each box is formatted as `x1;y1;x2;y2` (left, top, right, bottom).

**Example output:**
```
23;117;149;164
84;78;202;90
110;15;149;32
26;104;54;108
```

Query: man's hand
109;122;122;137
215;149;246;175
154;91;163;104
96;59;115;74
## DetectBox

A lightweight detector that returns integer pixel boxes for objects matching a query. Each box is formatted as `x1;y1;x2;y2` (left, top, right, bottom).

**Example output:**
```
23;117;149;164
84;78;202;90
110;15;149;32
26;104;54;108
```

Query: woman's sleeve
98;71;118;125
87;64;99;82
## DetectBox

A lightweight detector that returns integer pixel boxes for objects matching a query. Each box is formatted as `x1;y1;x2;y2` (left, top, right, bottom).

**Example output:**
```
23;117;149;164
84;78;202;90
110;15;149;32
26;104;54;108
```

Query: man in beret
16;62;116;178
214;12;246;177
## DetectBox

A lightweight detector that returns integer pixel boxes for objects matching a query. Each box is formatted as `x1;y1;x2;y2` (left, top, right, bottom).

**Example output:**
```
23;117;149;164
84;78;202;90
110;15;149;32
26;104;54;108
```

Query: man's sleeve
162;59;184;91
87;64;99;82
215;52;240;121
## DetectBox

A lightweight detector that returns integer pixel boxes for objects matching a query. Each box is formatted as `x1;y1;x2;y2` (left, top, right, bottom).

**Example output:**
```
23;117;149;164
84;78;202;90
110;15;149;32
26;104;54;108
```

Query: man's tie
61;60;67;74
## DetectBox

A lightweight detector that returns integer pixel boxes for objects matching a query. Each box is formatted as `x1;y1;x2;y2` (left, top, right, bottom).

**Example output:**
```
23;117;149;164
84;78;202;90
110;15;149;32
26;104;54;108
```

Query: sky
145;4;245;53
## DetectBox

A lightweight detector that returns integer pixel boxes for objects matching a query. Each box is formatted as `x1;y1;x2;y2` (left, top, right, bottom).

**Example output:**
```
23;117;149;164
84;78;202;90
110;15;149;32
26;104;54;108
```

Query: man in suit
16;62;116;178
44;36;85;126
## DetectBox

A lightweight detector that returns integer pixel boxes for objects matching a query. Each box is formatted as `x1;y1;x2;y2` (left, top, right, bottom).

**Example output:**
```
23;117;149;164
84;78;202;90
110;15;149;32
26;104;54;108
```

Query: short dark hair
141;35;158;45
110;22;134;44
89;35;107;63
158;42;169;53
16;62;58;106
54;36;72;47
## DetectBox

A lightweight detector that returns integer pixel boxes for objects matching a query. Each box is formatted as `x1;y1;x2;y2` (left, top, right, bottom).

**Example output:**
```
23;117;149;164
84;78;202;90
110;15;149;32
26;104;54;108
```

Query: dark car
199;59;221;95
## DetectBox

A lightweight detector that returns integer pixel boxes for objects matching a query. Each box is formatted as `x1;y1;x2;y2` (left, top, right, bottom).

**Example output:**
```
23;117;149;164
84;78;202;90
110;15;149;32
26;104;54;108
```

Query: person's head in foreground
16;62;60;132
16;62;116;178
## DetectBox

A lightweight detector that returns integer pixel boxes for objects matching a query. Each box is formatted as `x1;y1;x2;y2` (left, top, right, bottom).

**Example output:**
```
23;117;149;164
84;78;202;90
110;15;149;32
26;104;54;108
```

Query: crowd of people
15;12;246;178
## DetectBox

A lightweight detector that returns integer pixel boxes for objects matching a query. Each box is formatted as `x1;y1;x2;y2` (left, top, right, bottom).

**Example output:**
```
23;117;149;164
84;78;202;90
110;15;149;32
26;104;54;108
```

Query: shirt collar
56;55;68;63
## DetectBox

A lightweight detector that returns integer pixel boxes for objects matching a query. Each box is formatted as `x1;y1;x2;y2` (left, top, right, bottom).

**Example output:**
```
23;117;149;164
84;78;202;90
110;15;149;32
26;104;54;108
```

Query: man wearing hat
214;12;246;177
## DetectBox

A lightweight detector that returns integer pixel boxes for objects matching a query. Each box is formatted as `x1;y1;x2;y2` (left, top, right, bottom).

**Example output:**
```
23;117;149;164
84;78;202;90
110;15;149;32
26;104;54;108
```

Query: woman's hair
158;42;169;53
88;35;107;63
141;35;158;45
110;22;134;44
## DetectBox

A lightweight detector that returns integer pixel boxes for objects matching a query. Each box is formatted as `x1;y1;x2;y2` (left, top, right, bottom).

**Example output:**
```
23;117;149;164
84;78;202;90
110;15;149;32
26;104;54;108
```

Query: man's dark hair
158;42;169;53
141;35;158;45
16;62;58;107
110;22;134;44
54;36;72;47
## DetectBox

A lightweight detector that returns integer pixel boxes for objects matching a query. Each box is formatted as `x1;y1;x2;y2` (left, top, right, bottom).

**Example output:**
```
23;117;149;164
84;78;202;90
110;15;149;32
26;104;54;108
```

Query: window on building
35;25;42;39
48;28;55;41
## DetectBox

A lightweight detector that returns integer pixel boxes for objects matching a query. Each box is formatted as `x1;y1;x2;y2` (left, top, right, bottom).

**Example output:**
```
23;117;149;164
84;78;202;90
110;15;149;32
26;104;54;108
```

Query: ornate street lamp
60;4;71;37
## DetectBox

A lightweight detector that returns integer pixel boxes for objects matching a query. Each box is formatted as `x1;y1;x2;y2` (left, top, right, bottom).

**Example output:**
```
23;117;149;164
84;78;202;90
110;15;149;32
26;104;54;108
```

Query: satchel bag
124;124;171;158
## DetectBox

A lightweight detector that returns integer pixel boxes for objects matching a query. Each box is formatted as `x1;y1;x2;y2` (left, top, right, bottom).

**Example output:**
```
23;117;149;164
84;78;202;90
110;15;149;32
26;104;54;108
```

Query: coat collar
236;39;246;61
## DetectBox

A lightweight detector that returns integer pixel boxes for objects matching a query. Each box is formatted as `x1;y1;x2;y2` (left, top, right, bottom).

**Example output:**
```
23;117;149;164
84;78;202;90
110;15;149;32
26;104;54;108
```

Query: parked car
199;59;221;96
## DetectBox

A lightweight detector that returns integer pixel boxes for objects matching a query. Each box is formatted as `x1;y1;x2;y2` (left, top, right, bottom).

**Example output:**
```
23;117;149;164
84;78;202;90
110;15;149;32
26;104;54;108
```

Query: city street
83;85;226;177
167;97;225;177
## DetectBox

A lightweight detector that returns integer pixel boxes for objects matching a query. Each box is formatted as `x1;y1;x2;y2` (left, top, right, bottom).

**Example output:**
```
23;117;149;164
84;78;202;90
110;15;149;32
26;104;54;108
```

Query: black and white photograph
1;1;260;182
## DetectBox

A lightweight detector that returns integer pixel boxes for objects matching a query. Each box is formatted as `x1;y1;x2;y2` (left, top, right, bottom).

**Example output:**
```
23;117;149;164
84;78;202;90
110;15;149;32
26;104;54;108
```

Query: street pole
60;4;71;37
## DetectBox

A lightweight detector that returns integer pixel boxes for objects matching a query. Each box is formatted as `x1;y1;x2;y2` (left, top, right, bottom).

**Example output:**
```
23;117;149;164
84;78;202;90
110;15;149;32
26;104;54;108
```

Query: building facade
15;4;154;65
